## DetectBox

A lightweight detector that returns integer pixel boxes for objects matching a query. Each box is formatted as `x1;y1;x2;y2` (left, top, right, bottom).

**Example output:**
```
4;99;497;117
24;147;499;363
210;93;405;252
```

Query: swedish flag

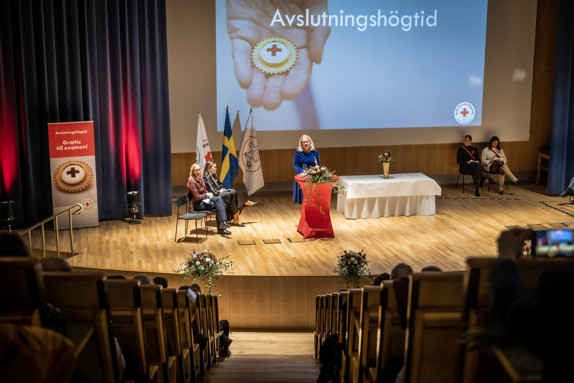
220;107;238;189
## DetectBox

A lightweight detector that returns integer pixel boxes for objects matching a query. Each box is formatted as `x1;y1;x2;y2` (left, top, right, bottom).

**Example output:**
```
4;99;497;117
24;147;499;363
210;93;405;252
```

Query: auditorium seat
355;286;382;383
314;295;323;358
208;294;224;358
456;257;574;383
162;288;192;383
141;284;177;383
403;271;464;383
177;290;200;381
344;288;362;383
107;279;159;383
43;271;118;382
373;280;406;383
0;257;45;326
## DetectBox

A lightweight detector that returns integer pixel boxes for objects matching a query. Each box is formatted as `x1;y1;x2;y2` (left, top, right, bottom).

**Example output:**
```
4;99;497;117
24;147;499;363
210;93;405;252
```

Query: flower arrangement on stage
176;249;233;295
378;152;394;163
334;249;370;288
522;239;532;258
301;166;345;211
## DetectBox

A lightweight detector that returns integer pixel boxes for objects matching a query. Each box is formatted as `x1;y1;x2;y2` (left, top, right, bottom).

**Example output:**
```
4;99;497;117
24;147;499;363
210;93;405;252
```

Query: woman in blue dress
293;135;321;204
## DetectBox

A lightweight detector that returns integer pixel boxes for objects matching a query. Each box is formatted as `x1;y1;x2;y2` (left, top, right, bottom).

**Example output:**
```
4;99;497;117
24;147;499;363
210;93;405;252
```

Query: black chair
455;172;471;194
174;196;206;243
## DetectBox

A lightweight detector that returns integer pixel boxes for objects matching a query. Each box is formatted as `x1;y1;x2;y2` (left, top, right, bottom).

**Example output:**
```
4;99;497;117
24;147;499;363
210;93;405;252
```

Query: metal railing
23;203;83;258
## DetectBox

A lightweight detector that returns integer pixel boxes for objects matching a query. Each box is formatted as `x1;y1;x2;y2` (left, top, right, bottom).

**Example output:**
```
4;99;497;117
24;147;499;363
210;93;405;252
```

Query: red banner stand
296;175;335;239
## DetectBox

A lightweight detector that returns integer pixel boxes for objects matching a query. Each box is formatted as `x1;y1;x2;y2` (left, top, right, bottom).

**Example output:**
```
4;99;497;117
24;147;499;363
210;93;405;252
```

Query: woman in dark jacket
203;161;244;227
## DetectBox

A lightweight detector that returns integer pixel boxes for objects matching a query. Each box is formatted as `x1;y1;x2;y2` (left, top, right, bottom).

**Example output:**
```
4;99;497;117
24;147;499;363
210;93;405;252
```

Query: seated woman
187;163;231;235
203;161;244;227
481;136;519;195
457;134;495;197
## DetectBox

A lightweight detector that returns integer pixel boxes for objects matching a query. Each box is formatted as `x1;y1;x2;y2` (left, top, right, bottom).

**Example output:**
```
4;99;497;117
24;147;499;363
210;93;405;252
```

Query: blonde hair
189;163;202;179
297;135;315;152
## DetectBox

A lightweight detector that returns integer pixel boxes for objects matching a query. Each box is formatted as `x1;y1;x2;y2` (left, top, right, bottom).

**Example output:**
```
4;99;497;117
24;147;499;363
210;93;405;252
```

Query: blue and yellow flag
220;107;238;189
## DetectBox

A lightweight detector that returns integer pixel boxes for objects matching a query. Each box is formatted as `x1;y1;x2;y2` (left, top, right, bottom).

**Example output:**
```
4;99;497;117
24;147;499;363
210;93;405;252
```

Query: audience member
0;322;76;383
390;263;413;280
490;228;574;382
0;231;31;257
421;265;443;272
132;275;154;285
373;272;391;286
191;284;233;357
40;257;72;272
153;276;168;288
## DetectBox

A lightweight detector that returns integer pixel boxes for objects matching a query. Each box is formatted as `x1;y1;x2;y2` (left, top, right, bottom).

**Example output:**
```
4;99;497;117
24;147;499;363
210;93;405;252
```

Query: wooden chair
324;293;332;342
330;292;340;336
343;288;362;383
177;290;200;381
141;285;177;383
194;294;213;371
372;280;406;383
314;295;322;358
209;294;225;358
162;288;192;383
0;257;46;326
107;279;159;383
43;271;118;383
354;286;382;383
457;257;574;383
188;293;209;374
337;291;349;382
404;271;464;383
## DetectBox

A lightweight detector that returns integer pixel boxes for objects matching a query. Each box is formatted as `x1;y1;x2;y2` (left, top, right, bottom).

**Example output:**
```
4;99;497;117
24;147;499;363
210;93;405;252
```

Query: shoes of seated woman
560;188;573;198
219;222;230;229
499;190;504;195
231;222;245;227
475;189;480;197
217;228;231;235
244;200;258;206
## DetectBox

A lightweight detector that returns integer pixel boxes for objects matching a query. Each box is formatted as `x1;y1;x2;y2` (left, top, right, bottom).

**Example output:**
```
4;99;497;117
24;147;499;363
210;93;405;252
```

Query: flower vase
383;162;390;179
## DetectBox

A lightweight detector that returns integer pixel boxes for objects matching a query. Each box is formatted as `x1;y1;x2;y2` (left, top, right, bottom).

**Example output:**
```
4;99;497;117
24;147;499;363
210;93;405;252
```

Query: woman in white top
481;136;519;194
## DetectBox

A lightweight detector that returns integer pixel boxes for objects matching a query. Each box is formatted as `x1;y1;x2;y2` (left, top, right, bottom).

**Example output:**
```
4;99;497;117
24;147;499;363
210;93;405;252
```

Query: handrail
23;203;83;258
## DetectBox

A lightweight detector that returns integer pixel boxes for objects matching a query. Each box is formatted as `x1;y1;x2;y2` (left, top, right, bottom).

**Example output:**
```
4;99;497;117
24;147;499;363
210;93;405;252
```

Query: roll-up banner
48;121;99;228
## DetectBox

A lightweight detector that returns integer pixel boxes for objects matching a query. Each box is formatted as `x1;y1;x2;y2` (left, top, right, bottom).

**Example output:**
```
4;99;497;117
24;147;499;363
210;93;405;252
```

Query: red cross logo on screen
266;44;282;56
67;167;80;178
460;108;469;117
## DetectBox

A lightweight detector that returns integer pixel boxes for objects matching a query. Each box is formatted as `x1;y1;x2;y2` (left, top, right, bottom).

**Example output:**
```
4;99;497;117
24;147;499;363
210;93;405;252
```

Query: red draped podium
295;175;335;239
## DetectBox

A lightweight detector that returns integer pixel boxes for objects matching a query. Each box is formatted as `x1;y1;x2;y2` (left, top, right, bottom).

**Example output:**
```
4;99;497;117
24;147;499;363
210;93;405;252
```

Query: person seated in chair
203;161;244;227
457;134;496;197
187;163;231;236
481;136;519;195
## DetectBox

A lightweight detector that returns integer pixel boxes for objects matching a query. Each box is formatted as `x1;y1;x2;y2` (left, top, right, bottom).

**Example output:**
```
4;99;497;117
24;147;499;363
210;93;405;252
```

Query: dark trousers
219;190;239;219
194;196;227;227
460;162;483;190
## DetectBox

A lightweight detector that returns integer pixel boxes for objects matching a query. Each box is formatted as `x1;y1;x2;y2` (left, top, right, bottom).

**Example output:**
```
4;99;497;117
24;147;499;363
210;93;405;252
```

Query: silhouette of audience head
132;275;154;285
190;283;201;294
40;257;72;272
0;231;31;257
421;265;443;272
373;272;391;286
153;276;168;288
391;263;413;280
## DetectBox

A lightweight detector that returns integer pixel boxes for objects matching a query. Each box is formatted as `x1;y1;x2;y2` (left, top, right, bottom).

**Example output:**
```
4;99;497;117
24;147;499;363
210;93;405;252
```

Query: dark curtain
0;0;171;226
548;0;574;194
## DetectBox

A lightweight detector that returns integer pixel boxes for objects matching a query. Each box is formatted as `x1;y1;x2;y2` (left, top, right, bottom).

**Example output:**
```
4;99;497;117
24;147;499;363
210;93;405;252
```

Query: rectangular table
336;173;441;219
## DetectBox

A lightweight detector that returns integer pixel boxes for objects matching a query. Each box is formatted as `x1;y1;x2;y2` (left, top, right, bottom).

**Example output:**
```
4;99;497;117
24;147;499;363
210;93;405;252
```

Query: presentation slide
216;0;488;131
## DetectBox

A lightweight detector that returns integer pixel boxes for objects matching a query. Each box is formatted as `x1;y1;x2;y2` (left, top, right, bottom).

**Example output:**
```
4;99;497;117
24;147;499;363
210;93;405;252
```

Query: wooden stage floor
45;183;574;277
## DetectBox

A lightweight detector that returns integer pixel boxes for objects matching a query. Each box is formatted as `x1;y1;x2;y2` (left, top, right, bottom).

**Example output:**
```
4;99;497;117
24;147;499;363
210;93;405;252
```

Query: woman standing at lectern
293;135;321;204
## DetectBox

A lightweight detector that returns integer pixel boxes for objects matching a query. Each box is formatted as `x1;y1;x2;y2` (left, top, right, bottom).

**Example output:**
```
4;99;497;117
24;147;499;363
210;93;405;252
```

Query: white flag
196;113;213;172
239;109;264;196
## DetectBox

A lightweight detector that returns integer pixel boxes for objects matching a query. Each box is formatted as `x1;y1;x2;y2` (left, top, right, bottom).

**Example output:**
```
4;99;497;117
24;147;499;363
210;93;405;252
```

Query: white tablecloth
336;173;441;219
